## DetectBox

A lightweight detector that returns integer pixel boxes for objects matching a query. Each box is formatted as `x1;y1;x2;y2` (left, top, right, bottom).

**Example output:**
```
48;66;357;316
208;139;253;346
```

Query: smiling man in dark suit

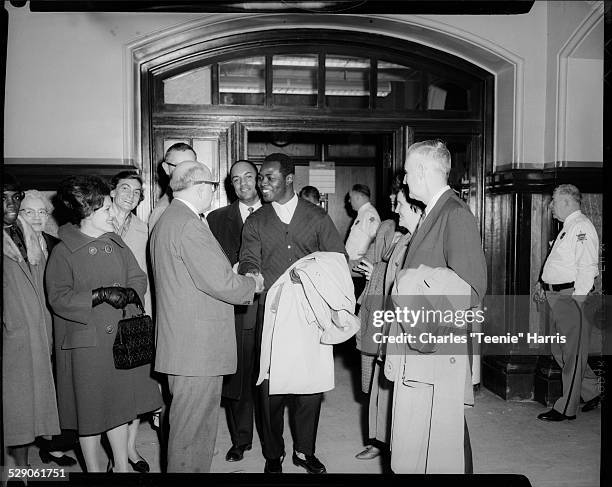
207;160;262;463
238;153;346;474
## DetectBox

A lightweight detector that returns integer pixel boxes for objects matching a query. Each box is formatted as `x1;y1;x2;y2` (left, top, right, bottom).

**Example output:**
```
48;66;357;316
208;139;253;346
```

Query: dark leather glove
92;287;130;309
124;288;144;310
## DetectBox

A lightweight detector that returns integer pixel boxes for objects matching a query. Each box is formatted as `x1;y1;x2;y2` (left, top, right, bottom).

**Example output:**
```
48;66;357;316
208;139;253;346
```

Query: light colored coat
257;252;358;394
150;199;256;377
3;217;60;446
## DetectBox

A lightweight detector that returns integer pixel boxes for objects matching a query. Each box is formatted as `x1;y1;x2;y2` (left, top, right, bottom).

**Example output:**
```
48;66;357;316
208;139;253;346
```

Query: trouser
166;374;222;473
546;289;600;416
367;359;393;444
225;328;255;448
256;379;322;460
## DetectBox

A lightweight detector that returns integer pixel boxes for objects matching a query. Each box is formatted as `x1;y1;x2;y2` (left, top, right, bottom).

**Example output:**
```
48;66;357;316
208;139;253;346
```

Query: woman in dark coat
46;176;162;472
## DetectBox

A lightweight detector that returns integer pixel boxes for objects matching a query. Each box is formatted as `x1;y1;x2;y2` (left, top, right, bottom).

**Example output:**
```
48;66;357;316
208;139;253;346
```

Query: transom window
156;48;479;115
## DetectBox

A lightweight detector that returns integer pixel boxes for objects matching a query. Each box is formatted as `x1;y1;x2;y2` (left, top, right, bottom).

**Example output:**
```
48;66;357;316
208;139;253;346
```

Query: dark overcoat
207;201;259;400
46;223;162;435
2;219;60;446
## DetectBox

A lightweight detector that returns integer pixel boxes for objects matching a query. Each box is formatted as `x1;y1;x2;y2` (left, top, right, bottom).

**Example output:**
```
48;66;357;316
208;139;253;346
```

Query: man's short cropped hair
351;184;371;199
164;142;195;161
263;153;294;177
406;139;452;178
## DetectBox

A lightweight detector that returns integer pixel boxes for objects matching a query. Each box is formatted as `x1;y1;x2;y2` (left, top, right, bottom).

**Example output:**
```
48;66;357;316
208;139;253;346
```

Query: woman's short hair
22;189;54;213
110;171;145;203
56;176;110;224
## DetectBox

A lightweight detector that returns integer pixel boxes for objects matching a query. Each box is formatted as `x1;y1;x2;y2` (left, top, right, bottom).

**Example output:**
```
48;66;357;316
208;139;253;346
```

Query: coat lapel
228;201;244;238
404;189;454;266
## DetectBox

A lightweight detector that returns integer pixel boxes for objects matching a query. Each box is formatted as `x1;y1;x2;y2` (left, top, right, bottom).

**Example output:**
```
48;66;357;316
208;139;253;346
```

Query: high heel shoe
39;448;77;467
128;456;150;473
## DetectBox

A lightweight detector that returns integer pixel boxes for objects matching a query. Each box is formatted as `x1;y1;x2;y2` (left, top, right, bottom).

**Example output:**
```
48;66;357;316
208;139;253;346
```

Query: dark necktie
8;224;28;262
248;207;254;215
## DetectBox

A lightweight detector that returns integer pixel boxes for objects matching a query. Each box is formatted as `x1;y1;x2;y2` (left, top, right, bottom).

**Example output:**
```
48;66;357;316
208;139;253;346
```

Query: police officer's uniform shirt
239;200;262;223
271;192;298;224
541;210;599;295
345;201;381;261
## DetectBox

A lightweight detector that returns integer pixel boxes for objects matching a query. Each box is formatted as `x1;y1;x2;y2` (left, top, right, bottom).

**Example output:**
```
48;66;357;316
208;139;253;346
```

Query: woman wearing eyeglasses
20;190;60;258
108;171;155;473
18;190;80;467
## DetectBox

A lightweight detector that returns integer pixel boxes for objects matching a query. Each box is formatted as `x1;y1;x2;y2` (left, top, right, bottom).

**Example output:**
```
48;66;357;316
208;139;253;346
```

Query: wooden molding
486;167;604;194
2;164;139;191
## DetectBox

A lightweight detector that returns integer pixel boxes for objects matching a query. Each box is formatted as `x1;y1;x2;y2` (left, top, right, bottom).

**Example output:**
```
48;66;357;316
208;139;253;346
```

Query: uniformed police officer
345;184;381;266
533;184;601;421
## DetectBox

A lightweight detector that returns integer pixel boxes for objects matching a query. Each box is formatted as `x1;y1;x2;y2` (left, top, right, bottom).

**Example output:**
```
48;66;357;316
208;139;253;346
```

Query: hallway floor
20;342;601;486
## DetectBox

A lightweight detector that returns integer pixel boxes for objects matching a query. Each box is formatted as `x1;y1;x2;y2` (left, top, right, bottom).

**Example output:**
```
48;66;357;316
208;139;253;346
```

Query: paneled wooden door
148;122;246;218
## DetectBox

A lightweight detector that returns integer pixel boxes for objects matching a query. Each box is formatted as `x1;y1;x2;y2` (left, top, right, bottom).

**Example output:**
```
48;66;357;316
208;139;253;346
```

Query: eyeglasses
20;208;50;218
3;191;25;204
192;180;219;192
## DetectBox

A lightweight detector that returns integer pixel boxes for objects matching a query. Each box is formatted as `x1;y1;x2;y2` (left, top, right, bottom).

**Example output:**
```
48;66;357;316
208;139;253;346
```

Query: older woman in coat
3;174;60;468
46;176;162;473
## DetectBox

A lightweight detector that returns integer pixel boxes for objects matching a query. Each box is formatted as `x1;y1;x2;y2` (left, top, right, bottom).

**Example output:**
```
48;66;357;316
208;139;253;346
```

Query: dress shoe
39;448;77;467
537;409;576;421
582;395;601;413
264;456;284;473
128;457;150;473
355;445;381;460
292;451;326;474
225;444;252;462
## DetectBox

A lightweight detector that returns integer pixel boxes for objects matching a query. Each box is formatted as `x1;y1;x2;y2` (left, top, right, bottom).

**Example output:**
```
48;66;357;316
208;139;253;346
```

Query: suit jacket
150;199;255;377
207;201;259;399
401;189;486;301
385;189;487;403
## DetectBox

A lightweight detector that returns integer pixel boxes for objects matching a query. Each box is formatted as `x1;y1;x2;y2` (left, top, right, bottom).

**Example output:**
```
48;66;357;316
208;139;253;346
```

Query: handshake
245;272;265;294
92;286;143;310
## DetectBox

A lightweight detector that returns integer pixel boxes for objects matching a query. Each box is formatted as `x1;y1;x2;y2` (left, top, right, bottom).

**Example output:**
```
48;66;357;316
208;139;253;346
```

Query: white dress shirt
271;193;299;224
541;210;599;295
424;185;451;220
239;200;262;223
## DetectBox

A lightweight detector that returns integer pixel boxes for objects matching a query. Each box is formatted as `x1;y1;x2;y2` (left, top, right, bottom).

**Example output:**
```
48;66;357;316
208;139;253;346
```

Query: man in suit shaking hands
394;140;487;473
150;161;264;473
207;160;262;463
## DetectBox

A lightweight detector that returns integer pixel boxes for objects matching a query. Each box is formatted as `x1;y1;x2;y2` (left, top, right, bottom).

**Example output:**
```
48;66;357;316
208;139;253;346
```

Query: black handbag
112;304;154;370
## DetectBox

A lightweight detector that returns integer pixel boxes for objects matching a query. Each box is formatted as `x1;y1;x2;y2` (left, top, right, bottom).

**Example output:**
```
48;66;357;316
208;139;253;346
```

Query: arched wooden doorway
140;29;493;235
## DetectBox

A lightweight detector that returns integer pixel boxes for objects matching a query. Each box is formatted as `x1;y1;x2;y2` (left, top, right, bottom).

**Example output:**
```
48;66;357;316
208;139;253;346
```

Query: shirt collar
239;200;262;213
425;185;451;217
174;197;201;217
563;210;582;228
271;192;298;212
357;201;373;215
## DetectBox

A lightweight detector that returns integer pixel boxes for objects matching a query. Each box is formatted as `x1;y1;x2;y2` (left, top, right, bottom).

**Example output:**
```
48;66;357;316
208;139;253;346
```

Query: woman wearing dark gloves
45;176;162;473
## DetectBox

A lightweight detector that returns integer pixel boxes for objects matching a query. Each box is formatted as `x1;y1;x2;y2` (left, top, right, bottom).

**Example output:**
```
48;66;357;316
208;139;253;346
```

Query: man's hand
532;281;546;305
246;272;265;293
353;259;374;281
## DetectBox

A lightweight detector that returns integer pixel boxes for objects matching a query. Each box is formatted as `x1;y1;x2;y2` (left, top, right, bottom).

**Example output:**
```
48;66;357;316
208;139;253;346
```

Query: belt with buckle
541;281;574;292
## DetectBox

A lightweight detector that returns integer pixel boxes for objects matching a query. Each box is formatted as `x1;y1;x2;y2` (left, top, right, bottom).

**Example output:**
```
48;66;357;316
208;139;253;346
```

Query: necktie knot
248;207;254;214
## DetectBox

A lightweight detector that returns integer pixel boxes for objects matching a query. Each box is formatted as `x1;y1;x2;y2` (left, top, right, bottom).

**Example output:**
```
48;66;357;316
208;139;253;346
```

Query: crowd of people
2;139;600;476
